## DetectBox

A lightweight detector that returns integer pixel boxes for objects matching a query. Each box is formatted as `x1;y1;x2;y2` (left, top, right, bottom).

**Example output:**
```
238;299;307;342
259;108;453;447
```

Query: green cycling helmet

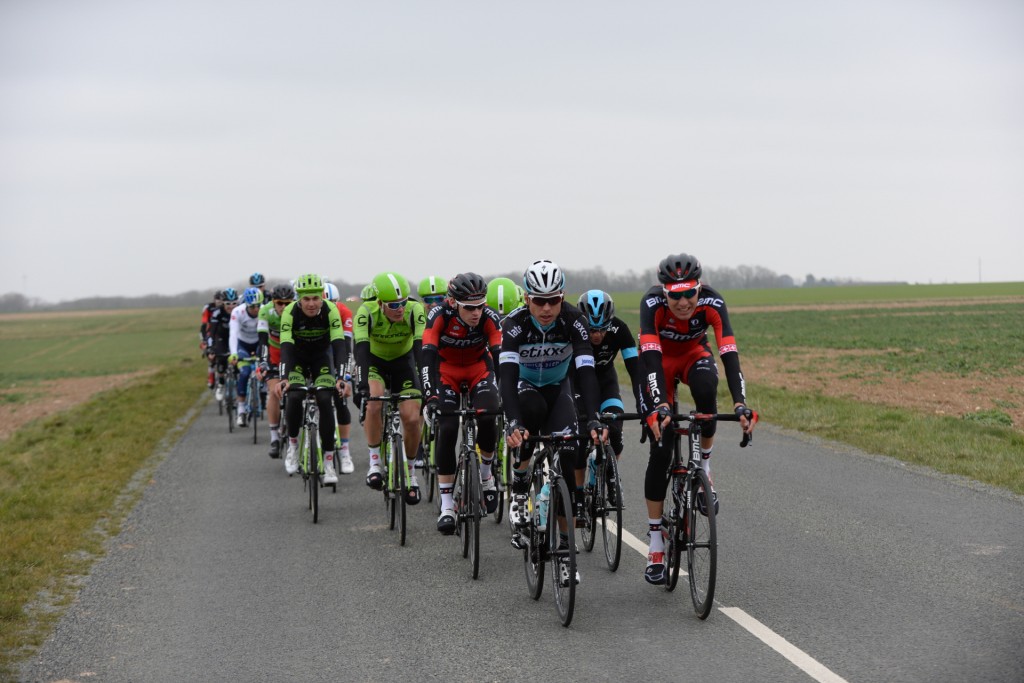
295;273;325;296
486;277;521;316
371;272;410;303
418;276;447;298
360;283;377;301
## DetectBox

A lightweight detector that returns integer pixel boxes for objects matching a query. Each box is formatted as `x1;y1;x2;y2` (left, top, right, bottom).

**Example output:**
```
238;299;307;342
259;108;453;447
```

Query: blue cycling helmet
249;272;266;286
577;290;614;330
243;287;264;306
223;287;239;303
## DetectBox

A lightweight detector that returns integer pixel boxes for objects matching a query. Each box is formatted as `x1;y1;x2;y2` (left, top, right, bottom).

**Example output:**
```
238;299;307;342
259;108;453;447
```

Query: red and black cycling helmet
447;272;487;302
657;253;703;285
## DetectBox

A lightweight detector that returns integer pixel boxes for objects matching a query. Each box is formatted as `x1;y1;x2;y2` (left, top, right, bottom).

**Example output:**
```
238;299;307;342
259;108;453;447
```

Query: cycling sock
648;519;664;554
440;484;454;511
270;425;279;442
700;448;712;477
480;456;493;481
339;438;350;454
369;445;381;467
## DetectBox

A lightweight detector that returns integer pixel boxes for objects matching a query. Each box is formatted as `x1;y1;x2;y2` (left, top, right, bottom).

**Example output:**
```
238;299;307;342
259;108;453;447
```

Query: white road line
612;520;849;683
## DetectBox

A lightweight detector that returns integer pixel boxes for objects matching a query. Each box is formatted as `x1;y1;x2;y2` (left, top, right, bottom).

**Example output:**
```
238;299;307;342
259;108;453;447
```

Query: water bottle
535;483;550;531
586;449;597;488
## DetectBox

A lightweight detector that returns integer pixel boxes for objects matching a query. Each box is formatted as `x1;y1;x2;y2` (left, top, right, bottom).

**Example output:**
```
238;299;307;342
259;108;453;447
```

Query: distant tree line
3;265;895;313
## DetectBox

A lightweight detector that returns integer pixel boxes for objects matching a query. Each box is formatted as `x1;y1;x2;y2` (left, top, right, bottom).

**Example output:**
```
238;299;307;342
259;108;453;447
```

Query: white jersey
229;305;261;355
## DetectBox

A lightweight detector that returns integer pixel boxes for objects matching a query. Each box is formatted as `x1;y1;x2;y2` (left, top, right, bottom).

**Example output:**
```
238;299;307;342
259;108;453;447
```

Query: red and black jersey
421;302;502;398
638;284;746;408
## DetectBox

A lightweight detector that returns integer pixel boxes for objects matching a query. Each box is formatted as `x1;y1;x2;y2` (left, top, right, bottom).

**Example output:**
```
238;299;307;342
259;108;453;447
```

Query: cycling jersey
257;301;283;366
353;300;425;393
421;302;502;398
229;305;261;357
637;284;746;411
498;302;601;425
206;306;232;356
280;300;348;381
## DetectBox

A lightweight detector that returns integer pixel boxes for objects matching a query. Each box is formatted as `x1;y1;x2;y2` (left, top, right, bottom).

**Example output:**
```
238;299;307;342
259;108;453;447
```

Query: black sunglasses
530;295;563;307
664;287;700;301
423;295;445;305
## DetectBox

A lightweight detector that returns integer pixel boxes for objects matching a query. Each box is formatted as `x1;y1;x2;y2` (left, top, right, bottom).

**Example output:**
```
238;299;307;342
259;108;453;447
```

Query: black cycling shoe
437;510;456;535
573;499;588;528
644;553;667;585
405;485;421;506
366;470;384;490
268;440;281;459
482;486;499;515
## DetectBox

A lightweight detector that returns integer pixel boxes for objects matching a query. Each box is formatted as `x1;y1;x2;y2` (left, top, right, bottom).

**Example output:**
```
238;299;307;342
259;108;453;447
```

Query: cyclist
324;282;356;474
485;276;524;319
256;283;294;458
576;289;641;504
421;272;503;533
229;287;264;428
249;272;266;295
200;290;223;389
418;276;447;311
206;287;239;403
359;283;377;304
353;272;426;504
637;252;756;585
500;260;606;586
278;273;349;485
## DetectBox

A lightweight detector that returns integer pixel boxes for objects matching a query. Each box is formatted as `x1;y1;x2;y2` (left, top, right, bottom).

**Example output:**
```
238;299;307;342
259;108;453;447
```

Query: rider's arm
637;288;669;413
706;297;747;406
279;303;296;377
498;315;523;424
420;306;444;399
569;312;601;420
326;301;348;372
228;308;241;357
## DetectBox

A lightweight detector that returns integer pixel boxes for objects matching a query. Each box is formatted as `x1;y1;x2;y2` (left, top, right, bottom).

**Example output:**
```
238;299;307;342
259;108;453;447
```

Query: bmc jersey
498;303;595;388
421;302;502;397
637;284;745;407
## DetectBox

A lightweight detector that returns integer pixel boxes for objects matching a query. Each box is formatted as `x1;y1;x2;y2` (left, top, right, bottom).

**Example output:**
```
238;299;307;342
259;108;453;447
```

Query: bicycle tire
524;462;545;600
250;376;260;444
310;428;320;524
393;433;407;546
665;470;684;592
581;449;597;553
423;424;437;505
688;468;717;619
600;445;623;571
550;474;576;627
492;436;505;524
468;447;481;579
383;436;396;531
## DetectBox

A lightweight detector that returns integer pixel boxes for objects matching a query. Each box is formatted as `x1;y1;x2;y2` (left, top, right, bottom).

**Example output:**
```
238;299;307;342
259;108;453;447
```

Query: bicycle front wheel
600;446;623;571
665;473;684;592
393;435;407;546
492;431;506;524
524;470;544;600
309;430;320;524
467;447;481;579
550;475;576;627
688;468;717;618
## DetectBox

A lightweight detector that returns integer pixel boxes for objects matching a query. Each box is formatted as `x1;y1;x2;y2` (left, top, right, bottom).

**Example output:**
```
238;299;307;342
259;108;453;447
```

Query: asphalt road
21;391;1024;682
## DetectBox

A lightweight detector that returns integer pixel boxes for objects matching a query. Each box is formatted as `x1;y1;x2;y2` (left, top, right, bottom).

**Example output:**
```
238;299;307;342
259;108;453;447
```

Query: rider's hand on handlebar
275;379;289;398
505;418;528;448
586;419;607;445
735;403;755;434
646;404;672;442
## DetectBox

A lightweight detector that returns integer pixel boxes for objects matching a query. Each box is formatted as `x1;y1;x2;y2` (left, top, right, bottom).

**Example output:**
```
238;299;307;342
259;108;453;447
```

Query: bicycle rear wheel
384;439;397;531
581;448;598;553
226;379;236;433
524;468;545;600
688;468;717;618
249;376;260;444
600;446;623;571
550;475;576;627
467;448;481;579
492;429;506;524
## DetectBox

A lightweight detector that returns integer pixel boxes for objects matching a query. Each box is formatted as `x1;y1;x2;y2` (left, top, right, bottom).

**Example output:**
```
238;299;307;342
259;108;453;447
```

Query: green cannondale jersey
353;299;425;360
257;301;284;348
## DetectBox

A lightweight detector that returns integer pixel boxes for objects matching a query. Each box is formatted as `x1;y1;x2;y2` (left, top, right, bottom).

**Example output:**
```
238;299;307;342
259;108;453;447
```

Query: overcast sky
2;0;1021;302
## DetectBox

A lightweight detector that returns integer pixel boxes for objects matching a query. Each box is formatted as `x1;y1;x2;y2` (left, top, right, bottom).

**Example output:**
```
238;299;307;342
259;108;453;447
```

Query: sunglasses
664;287;700;301
529;295;563;307
459;302;486;311
423;295;445;305
385;300;408;310
273;300;290;306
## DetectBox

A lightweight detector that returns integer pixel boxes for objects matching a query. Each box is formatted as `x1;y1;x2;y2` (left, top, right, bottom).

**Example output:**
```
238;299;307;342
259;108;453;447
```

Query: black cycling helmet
447;272;487;302
270;283;295;301
577;290;615;330
657;253;703;284
249;272;266;286
213;290;224;302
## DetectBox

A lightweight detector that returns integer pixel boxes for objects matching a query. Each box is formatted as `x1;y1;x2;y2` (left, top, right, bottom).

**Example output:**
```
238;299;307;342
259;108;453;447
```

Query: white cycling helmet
523;259;565;296
323;282;340;302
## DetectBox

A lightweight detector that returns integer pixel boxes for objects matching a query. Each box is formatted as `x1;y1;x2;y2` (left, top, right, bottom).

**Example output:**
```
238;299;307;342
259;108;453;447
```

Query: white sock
369;446;381;467
480;457;493;481
270;426;279;442
440;484;454;511
648;519;664;555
